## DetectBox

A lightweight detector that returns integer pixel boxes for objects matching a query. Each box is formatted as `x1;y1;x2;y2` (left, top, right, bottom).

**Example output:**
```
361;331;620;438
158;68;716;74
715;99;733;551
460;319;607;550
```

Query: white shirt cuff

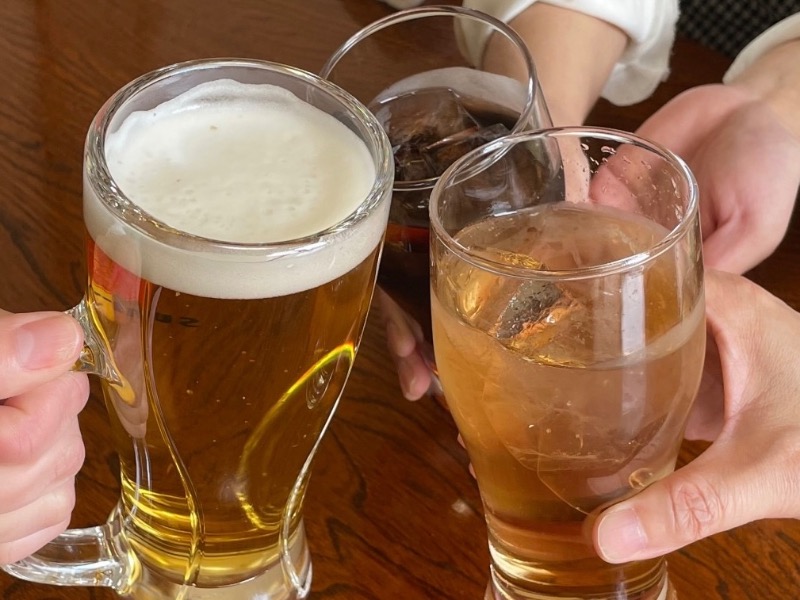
462;0;679;106
723;12;800;83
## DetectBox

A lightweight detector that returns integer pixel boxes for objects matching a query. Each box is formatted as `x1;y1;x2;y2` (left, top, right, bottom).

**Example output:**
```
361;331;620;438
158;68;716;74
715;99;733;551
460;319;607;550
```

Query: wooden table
1;1;798;598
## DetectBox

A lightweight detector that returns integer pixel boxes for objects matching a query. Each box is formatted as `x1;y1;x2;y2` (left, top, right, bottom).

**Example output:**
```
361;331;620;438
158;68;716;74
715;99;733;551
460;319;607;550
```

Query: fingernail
397;360;418;401
596;506;647;563
15;315;81;370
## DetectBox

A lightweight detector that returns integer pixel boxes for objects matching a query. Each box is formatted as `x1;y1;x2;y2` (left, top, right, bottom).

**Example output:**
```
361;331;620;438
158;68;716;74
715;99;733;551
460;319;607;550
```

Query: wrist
483;3;626;126
728;39;800;140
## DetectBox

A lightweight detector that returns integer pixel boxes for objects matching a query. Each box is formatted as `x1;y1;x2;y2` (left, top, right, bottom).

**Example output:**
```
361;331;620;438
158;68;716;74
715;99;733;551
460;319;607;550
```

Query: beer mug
320;6;552;391
2;59;392;599
430;128;705;600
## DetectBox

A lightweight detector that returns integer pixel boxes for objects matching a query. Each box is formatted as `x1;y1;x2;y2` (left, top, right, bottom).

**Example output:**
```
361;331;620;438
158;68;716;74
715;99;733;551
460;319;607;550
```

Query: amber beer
432;203;705;599
82;74;389;594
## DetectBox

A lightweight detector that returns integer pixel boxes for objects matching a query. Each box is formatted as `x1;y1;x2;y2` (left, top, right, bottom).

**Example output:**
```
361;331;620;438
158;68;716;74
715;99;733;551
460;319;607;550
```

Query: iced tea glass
430;128;705;599
320;6;551;375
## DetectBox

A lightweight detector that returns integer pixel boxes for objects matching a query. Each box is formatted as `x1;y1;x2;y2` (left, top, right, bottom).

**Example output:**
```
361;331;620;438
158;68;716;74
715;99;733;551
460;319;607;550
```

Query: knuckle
15;490;76;537
667;475;725;540
54;431;87;481
46;486;77;523
64;372;90;409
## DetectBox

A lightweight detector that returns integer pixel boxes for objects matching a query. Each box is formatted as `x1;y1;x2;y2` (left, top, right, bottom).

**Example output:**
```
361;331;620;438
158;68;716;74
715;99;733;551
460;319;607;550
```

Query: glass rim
319;5;540;192
429;126;700;281
85;57;394;257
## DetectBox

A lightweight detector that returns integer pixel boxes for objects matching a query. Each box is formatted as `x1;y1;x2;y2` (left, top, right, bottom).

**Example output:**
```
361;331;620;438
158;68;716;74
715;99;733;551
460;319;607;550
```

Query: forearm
728;38;800;139
483;3;627;126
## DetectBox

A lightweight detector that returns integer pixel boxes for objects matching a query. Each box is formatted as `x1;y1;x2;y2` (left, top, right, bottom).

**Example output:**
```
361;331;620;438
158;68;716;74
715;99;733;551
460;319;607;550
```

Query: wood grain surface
0;1;798;599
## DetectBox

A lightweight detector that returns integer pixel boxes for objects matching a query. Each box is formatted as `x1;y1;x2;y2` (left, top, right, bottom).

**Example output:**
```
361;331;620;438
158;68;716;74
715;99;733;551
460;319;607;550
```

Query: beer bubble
628;468;655;490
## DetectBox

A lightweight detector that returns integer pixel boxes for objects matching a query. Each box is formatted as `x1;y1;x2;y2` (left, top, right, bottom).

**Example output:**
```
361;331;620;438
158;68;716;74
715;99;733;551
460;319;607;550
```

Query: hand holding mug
0;310;87;565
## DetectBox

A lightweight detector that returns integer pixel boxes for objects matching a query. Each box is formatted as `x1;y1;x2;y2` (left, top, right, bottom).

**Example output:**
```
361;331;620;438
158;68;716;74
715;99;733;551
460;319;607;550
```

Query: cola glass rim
319;5;541;192
429;126;700;281
88;58;394;254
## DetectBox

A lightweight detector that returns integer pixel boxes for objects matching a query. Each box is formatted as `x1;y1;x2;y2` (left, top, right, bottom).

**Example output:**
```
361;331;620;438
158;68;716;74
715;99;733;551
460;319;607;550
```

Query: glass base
122;527;311;600
486;563;674;600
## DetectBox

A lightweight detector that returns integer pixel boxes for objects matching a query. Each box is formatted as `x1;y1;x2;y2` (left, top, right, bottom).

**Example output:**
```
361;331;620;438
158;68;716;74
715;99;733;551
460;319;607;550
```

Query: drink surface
88;79;384;299
85;80;384;588
432;202;705;595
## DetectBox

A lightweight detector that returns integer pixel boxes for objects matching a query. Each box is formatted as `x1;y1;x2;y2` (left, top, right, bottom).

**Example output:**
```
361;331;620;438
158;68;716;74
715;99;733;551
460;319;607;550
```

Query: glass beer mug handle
68;298;122;380
0;296;137;592
2;523;134;590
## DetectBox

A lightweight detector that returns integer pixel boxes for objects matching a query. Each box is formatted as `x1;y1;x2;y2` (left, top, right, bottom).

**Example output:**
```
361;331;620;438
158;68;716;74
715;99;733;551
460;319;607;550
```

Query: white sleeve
723;12;800;83
461;0;679;106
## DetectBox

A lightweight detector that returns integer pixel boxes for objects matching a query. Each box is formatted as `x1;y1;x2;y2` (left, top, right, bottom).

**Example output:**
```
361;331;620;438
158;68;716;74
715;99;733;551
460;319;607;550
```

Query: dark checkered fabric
678;0;800;57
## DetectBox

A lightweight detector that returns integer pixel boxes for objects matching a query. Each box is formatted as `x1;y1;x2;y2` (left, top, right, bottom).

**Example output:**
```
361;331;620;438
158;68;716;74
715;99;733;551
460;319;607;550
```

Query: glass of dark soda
320;6;552;394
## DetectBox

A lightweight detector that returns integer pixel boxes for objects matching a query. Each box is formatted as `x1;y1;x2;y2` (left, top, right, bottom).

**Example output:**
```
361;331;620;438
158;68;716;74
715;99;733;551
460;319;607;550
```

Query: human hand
0;309;88;565
375;288;434;401
593;269;800;563
636;83;800;274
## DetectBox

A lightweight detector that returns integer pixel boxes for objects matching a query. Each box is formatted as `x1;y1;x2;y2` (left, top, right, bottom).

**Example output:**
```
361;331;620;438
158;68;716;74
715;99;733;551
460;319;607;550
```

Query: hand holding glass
430;128;705;600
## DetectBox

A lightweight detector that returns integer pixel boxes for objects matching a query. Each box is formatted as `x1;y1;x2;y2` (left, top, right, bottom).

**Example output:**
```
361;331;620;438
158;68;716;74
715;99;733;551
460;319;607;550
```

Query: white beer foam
85;80;388;299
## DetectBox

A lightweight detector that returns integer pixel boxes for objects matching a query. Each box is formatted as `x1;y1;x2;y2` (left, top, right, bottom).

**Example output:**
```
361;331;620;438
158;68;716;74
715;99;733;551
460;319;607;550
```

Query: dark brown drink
371;86;520;338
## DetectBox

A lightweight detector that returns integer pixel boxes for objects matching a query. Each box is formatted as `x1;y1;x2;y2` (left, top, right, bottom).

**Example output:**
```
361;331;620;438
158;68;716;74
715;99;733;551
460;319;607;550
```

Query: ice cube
469;250;581;360
423;122;510;176
534;412;669;514
371;87;481;182
492;280;573;343
448;246;581;361
393;143;437;182
448;138;565;213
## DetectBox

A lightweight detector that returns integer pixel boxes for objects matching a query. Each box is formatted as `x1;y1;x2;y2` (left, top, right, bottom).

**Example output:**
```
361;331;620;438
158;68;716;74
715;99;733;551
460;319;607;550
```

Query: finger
385;315;419;360
593;433;796;563
0;311;84;399
0;480;76;548
378;289;424;358
0;416;85;514
0;517;72;566
0;372;89;467
396;350;432;401
376;288;433;400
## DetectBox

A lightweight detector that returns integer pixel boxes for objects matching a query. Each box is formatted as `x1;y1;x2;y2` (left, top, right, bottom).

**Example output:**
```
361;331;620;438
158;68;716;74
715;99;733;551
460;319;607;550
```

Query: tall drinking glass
320;6;552;372
430;128;705;599
2;59;392;599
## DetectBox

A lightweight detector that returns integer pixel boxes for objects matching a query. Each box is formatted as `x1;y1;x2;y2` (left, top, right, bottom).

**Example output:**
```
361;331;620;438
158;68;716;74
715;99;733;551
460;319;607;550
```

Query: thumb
592;438;790;563
0;310;84;399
